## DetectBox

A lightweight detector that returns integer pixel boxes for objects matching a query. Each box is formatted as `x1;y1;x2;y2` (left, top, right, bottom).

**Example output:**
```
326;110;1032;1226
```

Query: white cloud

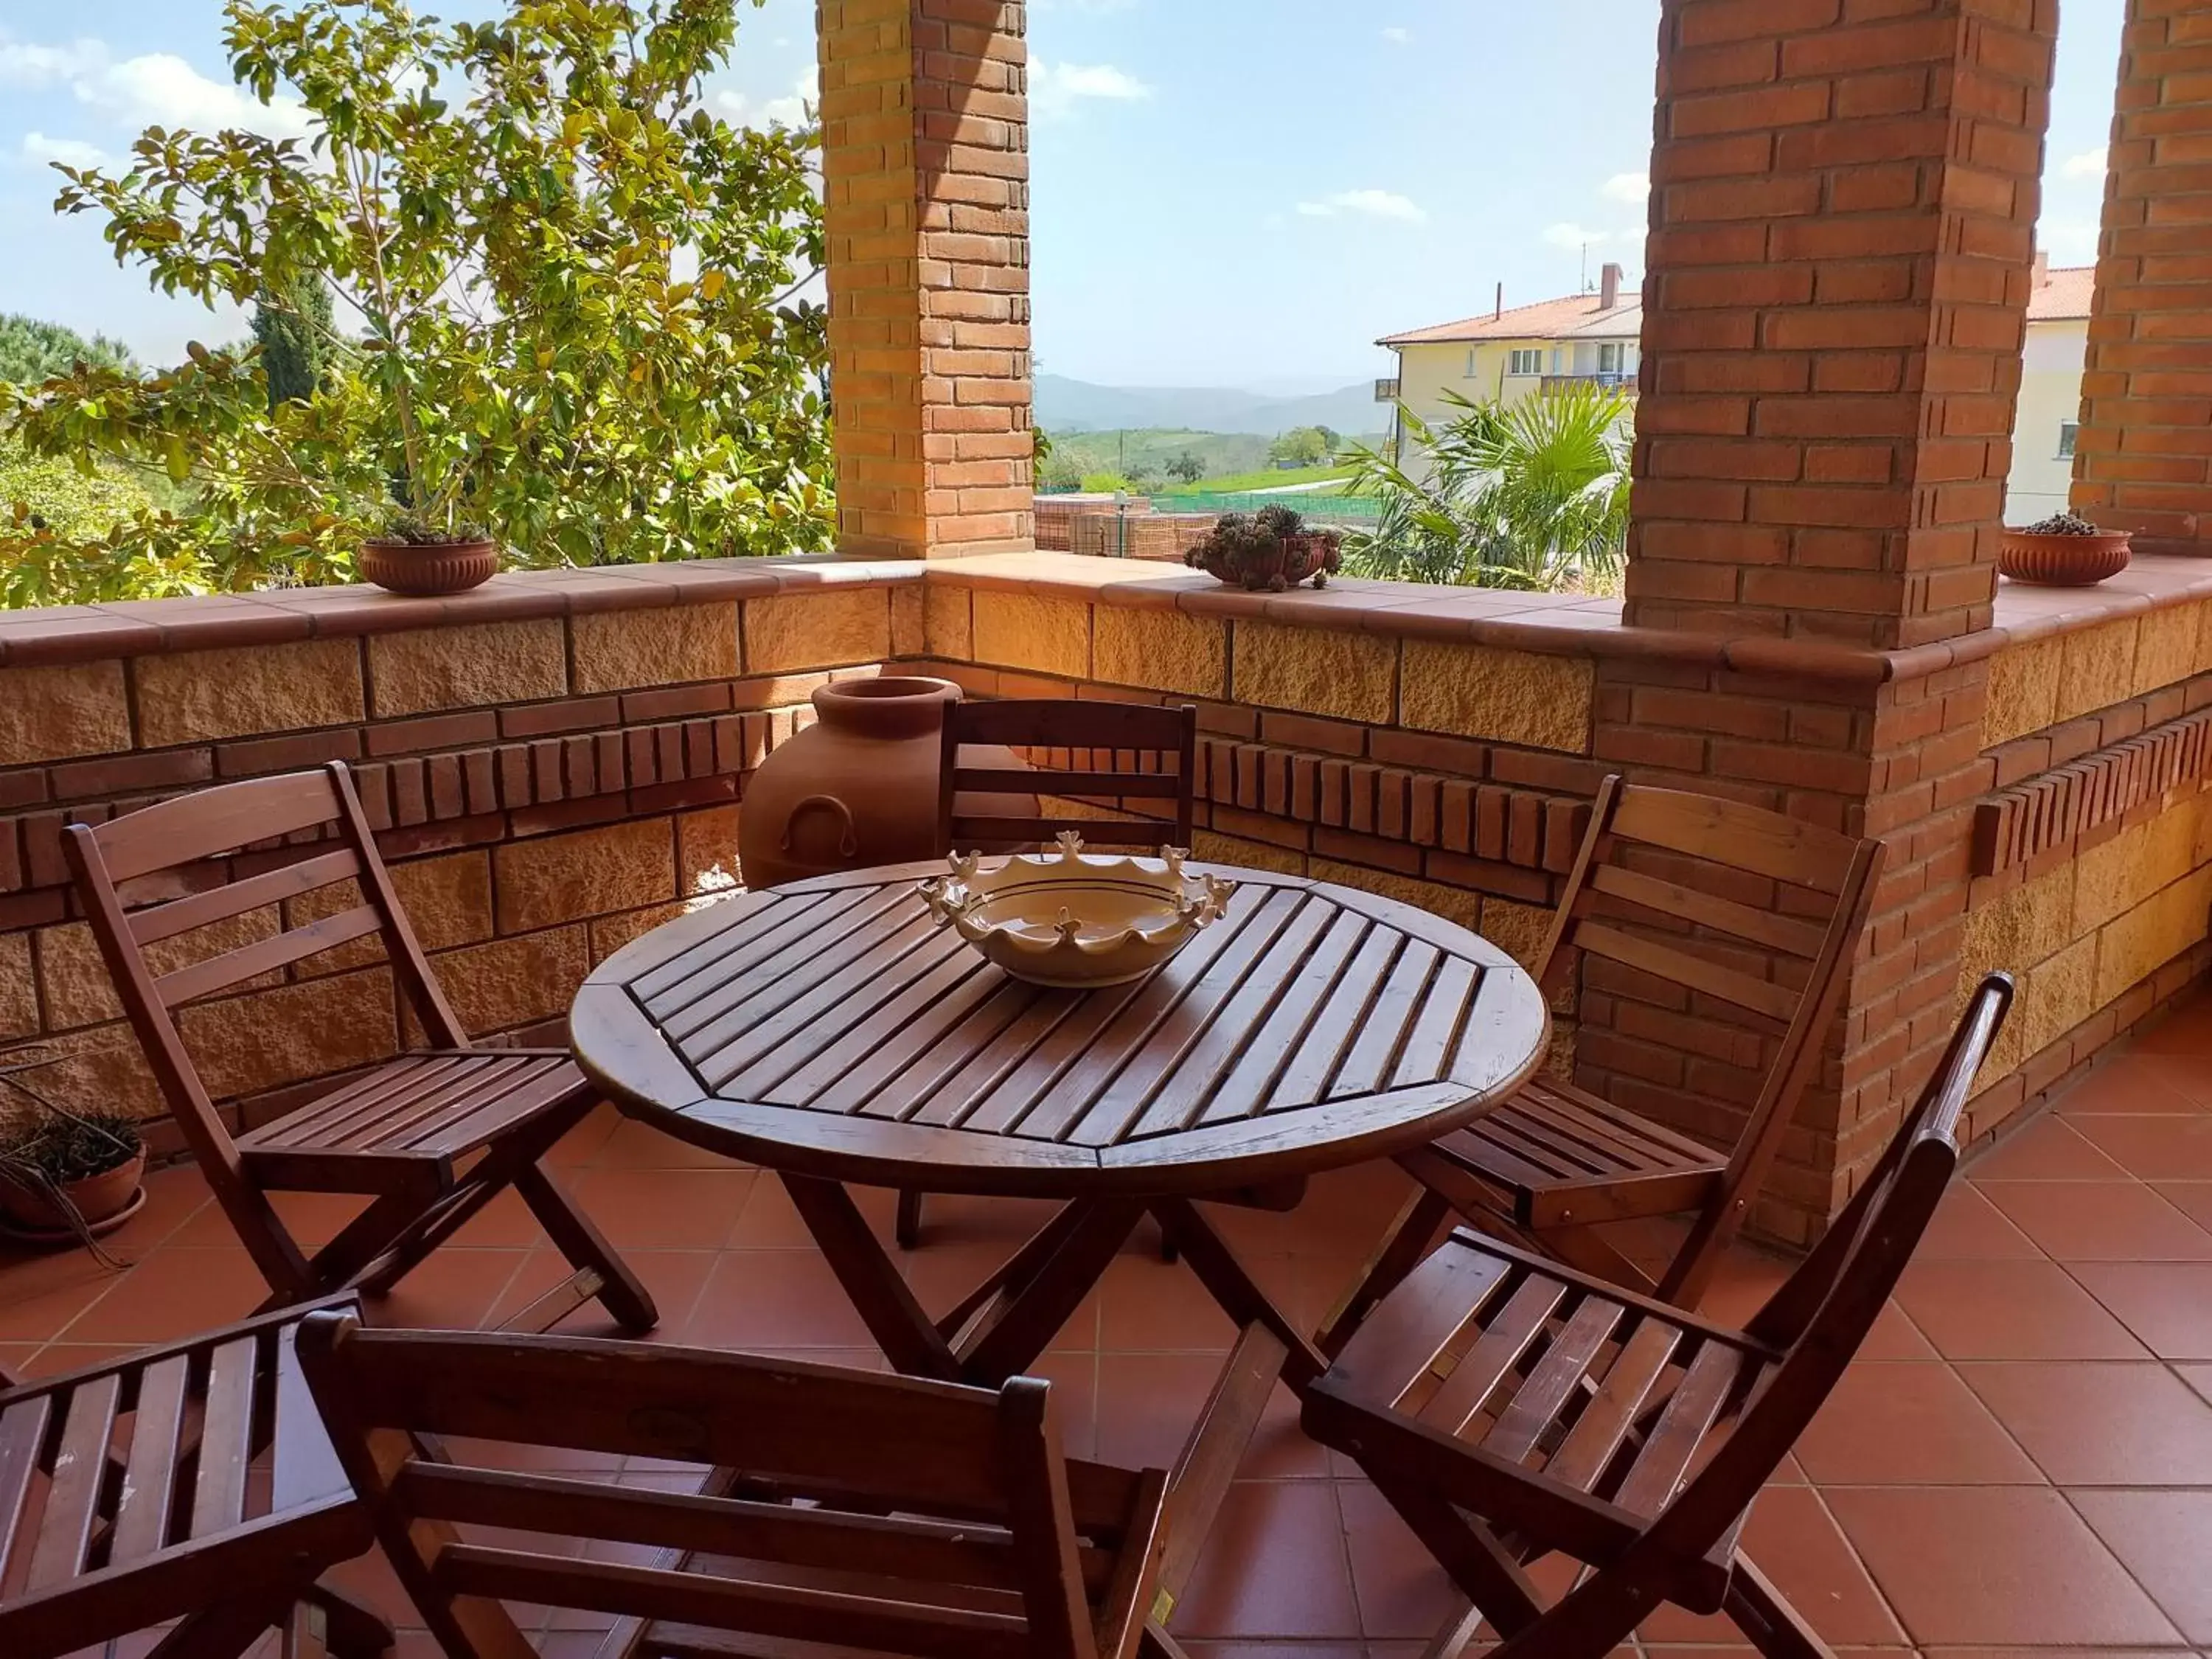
713;69;816;130
2037;215;2101;263
18;131;108;169
1297;188;1427;223
1602;171;1650;204
0;32;312;142
2061;145;2107;181
1029;60;1151;119
1382;26;1411;44
1034;0;1141;12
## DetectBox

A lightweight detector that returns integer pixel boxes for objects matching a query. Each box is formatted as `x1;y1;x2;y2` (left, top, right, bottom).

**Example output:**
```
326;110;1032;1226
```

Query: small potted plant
1185;504;1343;592
2000;510;2133;588
358;504;500;597
0;1042;147;1248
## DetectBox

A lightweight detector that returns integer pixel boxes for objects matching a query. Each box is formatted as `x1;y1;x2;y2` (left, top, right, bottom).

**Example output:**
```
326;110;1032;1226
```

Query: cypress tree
251;276;333;409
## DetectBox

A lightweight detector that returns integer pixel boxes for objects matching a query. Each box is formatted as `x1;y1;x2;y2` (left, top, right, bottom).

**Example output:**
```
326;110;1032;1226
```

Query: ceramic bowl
917;832;1234;988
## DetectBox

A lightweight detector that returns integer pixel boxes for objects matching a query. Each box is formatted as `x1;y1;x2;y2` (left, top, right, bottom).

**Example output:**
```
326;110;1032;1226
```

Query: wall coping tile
5;546;2208;682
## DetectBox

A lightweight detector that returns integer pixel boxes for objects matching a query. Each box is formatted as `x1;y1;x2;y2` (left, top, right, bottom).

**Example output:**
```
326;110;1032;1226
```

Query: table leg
954;1197;1145;1385
1152;1197;1329;1394
779;1172;963;1380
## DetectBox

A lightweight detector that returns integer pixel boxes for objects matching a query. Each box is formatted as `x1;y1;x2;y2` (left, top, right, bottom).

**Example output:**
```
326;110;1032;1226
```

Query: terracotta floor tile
1960;1361;2212;1485
2146;1180;2212;1235
2118;1003;2212;1055
590;1115;742;1169
367;1248;533;1332
2178;1362;2212;1408
0;1251;126;1343
543;1100;622;1166
2066;1488;2212;1643
1857;1300;1939;1361
1335;1478;1470;1641
170;1189;369;1250
725;1174;895;1248
895;1237;1100;1354
487;1248;717;1340
1097;1249;1249;1353
448;1186;554;1248
14;1342;140;1378
1793;1363;2042;1485
1889;1259;2149;1360
1964;1114;2132;1181
51;1245;268;1344
1917;1182;2042;1259
1170;1480;1361;1640
893;1192;1068;1253
2067;1261;2212;1360
1093;1354;1324;1478
1638;1485;1905;1649
2070;1113;2212;1181
1978;1180;2212;1262
1825;1486;2179;1648
2055;1054;2210;1114
563;1166;757;1249
1692;1245;1794;1329
681;1249;880;1350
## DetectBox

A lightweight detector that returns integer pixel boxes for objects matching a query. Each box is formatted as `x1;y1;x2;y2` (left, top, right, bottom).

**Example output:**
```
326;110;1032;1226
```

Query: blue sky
0;0;2129;390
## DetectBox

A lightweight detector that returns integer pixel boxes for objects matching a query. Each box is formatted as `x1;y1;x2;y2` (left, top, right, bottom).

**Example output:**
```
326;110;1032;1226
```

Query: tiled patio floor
13;997;2212;1658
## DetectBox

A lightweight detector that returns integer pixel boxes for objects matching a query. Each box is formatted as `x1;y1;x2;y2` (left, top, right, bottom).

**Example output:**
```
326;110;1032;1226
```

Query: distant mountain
1035;374;1385;438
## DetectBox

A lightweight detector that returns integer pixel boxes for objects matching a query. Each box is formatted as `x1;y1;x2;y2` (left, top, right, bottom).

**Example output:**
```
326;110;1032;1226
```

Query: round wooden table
573;860;1551;1395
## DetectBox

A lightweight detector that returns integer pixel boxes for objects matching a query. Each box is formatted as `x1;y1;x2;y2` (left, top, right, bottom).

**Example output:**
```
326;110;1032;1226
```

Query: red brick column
2070;0;2212;556
1625;0;2059;650
1596;0;2057;1239
818;0;1033;559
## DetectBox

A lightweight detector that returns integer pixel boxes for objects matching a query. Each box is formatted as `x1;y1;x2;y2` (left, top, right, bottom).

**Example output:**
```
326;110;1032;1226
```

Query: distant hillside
1037;375;1385;438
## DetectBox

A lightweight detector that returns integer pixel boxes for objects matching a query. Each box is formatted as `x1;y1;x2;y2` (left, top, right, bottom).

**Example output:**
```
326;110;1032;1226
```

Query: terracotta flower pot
1999;529;2132;587
1187;530;1342;592
0;1147;146;1240
358;538;500;596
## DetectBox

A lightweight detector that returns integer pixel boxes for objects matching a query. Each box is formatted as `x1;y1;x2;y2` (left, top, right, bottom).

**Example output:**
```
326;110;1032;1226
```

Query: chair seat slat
109;1353;191;1565
1415;1276;1568;1439
0;1396;54;1583
1611;1340;1745;1518
188;1337;259;1540
1484;1294;1625;1467
1543;1317;1685;1494
27;1374;120;1591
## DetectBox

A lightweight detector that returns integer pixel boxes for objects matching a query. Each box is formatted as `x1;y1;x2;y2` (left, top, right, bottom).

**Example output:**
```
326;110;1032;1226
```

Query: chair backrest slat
1570;922;1801;1025
131;848;363;947
1605;787;1857;896
88;771;347;885
942;699;1198;853
299;1315;1119;1659
1582;863;1830;961
154;904;383;1008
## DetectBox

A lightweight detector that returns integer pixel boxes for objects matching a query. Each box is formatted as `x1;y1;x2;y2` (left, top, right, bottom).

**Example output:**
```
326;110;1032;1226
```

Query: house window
1507;348;1543;376
2058;421;2079;459
1465;349;1480;378
1597;342;1624;375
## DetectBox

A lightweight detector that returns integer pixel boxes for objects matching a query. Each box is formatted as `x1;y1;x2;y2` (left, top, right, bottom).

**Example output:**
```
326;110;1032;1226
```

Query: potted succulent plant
0;1042;147;1248
357;506;500;597
2000;510;2133;588
1186;504;1343;592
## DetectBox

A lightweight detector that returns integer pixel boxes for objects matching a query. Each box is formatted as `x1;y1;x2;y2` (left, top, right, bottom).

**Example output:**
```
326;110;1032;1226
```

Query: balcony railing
1540;372;1636;394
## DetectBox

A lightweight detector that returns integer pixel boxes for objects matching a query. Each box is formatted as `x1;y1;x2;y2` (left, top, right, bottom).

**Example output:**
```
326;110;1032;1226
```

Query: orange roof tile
2028;263;2095;321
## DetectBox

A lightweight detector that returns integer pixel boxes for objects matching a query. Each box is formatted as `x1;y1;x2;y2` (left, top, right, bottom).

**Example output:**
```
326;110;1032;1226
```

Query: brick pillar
1625;0;2058;650
2070;0;2212;556
1590;0;2057;1242
818;0;1033;559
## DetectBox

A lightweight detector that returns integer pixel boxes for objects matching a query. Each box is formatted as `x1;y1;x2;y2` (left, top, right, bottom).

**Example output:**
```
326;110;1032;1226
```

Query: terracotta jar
743;676;1026;891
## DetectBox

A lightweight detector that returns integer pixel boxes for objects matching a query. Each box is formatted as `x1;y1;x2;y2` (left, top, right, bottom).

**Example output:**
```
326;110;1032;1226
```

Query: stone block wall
0;563;925;1150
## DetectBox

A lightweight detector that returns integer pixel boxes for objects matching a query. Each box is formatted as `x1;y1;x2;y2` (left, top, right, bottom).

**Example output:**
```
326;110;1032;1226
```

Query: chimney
1494;280;1503;321
2033;248;2050;288
1599;262;1623;311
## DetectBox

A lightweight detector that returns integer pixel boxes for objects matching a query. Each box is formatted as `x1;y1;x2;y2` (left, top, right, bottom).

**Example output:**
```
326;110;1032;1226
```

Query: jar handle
781;794;858;858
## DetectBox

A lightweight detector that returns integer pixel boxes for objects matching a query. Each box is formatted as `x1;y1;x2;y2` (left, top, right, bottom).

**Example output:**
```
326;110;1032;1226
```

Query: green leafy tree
1342;383;1632;591
1165;450;1203;484
1;0;829;608
250;272;334;408
0;316;136;384
1268;425;1328;467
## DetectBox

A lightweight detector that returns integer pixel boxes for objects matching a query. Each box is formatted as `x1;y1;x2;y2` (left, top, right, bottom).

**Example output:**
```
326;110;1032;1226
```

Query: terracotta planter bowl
0;1147;147;1241
358;538;500;596
1999;529;2132;587
1188;532;1342;592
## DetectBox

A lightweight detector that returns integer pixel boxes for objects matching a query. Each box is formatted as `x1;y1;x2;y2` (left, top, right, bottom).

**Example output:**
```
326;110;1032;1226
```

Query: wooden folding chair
0;1297;392;1659
1304;973;2012;1659
296;1310;1220;1659
939;698;1199;855
63;762;655;1335
1321;777;1881;1338
900;698;1203;1250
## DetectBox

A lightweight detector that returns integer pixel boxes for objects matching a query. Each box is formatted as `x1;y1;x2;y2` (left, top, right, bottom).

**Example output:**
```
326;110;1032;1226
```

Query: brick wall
818;0;1034;560
2069;0;2212;556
